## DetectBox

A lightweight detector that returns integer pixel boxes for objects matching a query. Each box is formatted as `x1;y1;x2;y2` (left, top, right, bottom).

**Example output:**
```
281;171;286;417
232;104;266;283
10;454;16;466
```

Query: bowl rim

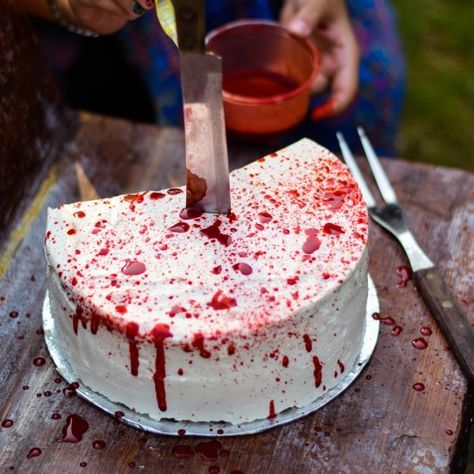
206;19;320;106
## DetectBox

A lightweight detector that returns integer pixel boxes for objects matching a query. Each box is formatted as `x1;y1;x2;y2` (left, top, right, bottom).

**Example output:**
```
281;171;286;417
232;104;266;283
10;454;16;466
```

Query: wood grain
0;113;473;473
0;6;473;474
415;267;474;384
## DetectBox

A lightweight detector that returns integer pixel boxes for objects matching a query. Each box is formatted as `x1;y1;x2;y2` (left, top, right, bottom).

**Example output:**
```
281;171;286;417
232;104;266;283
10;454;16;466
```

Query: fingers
279;0;295;26
311;23;360;120
68;0;154;34
330;33;359;114
71;0;153;23
280;1;360;119
112;0;154;19
311;74;330;93
129;0;155;18
280;0;326;38
310;52;337;94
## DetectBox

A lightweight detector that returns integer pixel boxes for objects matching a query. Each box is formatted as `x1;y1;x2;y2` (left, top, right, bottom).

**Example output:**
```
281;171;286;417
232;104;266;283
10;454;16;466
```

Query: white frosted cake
45;138;368;424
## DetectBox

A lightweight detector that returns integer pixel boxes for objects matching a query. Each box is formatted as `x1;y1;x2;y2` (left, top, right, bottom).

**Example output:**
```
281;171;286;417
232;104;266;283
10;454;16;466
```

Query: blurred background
393;0;474;171
34;0;474;170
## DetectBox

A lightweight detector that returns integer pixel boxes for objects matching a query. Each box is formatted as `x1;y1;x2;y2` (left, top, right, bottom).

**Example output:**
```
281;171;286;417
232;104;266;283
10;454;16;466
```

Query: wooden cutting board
0;113;472;473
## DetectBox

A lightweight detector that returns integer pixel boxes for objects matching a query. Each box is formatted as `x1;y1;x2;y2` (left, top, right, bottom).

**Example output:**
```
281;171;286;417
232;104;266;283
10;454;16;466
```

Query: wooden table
1;4;473;472
0;111;473;473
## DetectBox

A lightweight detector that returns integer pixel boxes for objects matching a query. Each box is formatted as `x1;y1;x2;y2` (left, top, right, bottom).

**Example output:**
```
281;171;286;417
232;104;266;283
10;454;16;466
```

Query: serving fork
337;128;474;383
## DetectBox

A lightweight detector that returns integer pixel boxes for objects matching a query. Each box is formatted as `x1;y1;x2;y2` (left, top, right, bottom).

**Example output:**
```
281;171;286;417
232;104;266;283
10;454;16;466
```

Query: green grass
392;0;474;170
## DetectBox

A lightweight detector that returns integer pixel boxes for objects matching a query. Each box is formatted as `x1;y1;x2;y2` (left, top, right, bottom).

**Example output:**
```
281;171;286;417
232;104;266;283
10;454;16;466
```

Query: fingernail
311;99;336;121
288;19;312;37
132;2;146;16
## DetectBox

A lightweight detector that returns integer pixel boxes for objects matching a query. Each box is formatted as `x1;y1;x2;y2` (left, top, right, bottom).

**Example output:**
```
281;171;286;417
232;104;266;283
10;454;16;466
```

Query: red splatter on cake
45;139;368;423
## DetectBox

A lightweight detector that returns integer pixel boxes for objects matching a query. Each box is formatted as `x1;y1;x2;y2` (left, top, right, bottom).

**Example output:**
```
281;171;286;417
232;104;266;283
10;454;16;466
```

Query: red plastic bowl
206;20;319;137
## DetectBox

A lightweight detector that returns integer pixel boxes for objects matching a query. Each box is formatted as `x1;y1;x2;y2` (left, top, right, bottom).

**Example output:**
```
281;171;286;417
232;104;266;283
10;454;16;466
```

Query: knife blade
172;0;231;213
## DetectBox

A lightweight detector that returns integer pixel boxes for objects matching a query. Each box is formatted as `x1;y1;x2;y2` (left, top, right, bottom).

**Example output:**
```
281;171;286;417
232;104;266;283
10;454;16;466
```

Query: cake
45;138;368;424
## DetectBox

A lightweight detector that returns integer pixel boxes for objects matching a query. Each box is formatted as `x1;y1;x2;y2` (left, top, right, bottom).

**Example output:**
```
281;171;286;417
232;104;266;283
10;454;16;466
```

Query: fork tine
336;132;377;208
357;127;398;205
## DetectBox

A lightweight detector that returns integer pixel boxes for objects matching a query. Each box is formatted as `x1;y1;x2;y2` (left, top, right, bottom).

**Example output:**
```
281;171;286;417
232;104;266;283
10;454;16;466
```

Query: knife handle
414;267;474;383
172;0;205;53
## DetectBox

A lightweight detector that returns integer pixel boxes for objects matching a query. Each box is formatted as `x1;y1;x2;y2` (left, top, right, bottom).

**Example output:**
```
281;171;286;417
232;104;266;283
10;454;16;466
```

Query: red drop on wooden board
412;337;428;350
60;414;89;443
195;439;223;461
26;448;42;459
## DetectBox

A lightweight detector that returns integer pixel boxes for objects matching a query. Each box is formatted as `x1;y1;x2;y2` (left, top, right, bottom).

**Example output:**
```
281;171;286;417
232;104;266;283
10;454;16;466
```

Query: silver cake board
43;275;380;437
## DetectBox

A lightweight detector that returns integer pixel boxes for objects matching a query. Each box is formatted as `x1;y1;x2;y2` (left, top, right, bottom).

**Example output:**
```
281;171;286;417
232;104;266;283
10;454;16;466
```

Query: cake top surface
45;139;368;339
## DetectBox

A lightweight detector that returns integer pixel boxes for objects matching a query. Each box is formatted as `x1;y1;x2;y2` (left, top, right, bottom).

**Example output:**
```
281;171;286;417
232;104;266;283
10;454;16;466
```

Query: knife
156;0;231;213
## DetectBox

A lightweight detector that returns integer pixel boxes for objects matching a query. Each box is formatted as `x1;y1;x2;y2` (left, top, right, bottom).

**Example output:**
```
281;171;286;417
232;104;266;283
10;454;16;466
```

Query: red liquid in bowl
223;69;299;99
207;21;319;136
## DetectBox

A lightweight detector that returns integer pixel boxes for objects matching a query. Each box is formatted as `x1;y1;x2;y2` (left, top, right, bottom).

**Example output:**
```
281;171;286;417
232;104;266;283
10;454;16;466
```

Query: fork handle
414;267;474;383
